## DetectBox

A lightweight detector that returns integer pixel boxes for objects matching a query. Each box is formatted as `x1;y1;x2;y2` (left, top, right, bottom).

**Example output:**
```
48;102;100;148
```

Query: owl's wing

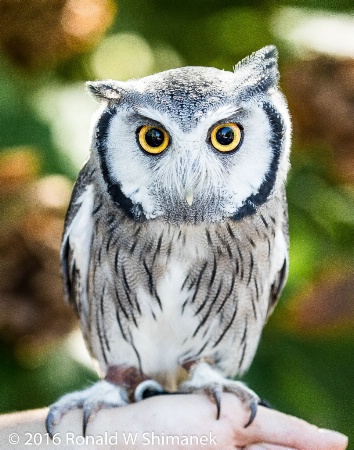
61;162;95;317
267;194;289;317
267;256;288;317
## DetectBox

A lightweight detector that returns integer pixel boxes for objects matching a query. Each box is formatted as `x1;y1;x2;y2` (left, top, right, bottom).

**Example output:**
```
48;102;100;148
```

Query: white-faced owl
47;45;291;435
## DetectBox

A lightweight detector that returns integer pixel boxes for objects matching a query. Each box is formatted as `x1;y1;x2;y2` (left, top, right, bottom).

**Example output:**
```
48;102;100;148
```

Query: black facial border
95;106;146;221
231;102;284;221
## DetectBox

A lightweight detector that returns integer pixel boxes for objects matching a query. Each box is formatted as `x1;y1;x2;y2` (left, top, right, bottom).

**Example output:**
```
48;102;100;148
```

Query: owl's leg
106;365;165;402
46;365;156;437
180;360;260;428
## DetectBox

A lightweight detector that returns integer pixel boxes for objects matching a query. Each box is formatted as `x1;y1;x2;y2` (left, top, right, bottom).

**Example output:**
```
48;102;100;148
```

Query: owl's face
88;46;291;224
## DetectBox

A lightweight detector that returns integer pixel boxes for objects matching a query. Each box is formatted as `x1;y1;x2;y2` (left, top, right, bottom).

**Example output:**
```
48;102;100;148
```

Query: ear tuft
234;45;279;93
86;80;124;102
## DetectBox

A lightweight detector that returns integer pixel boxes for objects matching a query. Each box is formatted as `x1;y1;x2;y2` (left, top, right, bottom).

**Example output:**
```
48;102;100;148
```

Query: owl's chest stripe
247;253;254;285
193;279;223;337
97;287;110;365
213;300;239;348
189;261;208;305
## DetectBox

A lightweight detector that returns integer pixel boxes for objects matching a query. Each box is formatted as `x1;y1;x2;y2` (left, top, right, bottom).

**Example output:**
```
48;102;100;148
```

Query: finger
239;405;348;450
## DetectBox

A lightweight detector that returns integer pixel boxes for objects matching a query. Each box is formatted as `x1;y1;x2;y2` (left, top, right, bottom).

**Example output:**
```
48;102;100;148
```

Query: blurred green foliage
0;0;353;445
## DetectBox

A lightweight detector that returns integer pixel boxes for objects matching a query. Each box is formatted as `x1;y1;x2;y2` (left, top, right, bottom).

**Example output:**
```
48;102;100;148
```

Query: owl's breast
129;257;205;385
88;204;286;382
126;217;276;380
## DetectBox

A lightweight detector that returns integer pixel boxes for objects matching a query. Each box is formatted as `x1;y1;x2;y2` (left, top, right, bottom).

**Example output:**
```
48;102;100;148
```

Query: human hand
0;393;348;449
83;393;348;450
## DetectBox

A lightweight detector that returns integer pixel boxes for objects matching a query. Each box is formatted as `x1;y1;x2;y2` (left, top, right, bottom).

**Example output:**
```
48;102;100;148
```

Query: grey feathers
61;46;291;386
86;80;125;102
234;45;280;94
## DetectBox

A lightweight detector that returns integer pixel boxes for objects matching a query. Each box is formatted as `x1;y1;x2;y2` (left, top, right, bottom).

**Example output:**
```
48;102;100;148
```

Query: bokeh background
0;0;353;443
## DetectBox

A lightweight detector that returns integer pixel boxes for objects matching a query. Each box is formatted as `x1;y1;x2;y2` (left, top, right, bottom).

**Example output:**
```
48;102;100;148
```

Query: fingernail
319;428;348;446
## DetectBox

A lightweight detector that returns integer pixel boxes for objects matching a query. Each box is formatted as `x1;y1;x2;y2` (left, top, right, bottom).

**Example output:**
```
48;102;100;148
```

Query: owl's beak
185;189;194;206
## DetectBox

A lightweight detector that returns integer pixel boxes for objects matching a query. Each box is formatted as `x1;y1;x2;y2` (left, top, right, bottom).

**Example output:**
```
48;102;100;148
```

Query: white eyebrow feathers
136;104;242;137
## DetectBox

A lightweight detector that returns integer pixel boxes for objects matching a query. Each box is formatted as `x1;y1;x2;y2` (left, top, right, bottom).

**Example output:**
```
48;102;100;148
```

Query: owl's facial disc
98;100;288;223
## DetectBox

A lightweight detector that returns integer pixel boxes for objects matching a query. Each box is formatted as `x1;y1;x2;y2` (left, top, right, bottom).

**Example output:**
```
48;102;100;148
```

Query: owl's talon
180;362;261;425
82;403;99;437
46;396;84;437
83;409;89;437
210;384;222;420
244;400;258;428
45;410;57;438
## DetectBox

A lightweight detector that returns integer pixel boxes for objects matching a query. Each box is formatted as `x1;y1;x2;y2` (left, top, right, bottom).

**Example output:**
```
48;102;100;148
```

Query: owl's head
87;45;291;224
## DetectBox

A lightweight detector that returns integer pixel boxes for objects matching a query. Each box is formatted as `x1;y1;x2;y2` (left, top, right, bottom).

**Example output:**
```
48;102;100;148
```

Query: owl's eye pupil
145;128;164;147
215;126;234;146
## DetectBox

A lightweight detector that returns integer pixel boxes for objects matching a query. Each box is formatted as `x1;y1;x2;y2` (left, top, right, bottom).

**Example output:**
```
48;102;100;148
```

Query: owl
46;45;291;436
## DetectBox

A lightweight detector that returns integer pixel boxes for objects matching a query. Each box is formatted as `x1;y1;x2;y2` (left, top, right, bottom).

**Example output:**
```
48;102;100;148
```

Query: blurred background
0;0;353;443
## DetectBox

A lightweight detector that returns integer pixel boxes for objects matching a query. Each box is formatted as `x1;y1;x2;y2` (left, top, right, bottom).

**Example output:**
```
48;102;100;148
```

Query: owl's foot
46;380;128;438
180;361;260;427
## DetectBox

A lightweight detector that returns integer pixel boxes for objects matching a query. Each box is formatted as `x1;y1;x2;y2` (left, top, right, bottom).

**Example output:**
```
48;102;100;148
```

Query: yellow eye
210;123;242;152
138;125;169;154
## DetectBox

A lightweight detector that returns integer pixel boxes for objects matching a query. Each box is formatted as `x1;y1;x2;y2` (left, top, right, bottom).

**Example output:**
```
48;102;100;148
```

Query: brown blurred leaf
0;147;40;198
283;56;354;183
279;268;354;337
0;148;77;353
0;0;117;70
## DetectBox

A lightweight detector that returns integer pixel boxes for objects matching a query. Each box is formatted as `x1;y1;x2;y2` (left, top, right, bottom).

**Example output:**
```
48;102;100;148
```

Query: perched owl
47;45;291;435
